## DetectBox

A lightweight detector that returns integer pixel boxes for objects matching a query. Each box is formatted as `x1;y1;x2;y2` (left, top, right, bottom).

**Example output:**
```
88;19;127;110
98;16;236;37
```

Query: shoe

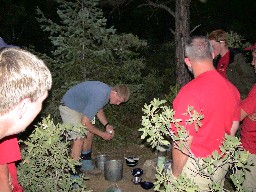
70;173;80;189
80;159;94;171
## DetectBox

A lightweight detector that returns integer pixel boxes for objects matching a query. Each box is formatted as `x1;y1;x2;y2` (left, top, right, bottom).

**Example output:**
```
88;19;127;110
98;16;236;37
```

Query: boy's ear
184;57;191;67
17;98;30;119
212;52;215;59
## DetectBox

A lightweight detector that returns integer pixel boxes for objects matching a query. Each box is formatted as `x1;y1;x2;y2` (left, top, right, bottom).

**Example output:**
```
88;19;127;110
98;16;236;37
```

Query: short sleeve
0;135;21;164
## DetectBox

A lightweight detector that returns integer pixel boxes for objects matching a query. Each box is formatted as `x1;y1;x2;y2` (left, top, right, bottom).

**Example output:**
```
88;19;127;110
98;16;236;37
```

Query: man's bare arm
0;164;12;192
230;121;240;136
96;109;108;126
241;109;248;121
171;135;193;177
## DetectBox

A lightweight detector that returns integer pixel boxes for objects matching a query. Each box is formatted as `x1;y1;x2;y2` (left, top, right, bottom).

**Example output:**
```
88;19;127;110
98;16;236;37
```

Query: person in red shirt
171;36;240;190
0;136;22;191
240;84;256;191
244;43;256;72
208;29;255;98
0;38;23;192
0;47;52;191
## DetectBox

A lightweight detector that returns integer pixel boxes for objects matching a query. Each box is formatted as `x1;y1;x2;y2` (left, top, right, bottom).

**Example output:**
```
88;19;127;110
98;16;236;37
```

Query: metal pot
104;160;123;181
96;154;109;171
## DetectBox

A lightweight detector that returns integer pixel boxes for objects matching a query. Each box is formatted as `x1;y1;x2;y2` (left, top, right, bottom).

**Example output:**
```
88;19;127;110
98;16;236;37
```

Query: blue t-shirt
61;81;111;120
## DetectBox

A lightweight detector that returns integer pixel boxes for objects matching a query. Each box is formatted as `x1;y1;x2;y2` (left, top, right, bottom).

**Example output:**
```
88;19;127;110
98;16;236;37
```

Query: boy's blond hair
0;48;52;114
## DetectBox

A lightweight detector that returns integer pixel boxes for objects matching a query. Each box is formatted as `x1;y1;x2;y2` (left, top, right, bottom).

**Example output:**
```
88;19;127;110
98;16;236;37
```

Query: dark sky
0;0;255;52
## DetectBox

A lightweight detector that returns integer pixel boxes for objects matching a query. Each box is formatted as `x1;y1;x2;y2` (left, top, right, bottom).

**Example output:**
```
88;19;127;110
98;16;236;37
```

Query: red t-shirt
172;70;240;157
0;135;23;192
240;84;256;154
217;51;230;78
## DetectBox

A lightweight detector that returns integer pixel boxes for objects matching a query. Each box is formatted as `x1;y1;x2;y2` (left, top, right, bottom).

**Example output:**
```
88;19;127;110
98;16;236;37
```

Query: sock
81;149;92;160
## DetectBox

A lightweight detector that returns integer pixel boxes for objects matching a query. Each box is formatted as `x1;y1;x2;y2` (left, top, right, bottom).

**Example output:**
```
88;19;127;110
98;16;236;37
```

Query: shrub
140;98;250;191
18;116;88;191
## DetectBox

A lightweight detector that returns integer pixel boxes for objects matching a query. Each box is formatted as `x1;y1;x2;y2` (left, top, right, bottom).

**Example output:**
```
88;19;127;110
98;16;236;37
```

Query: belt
60;102;66;106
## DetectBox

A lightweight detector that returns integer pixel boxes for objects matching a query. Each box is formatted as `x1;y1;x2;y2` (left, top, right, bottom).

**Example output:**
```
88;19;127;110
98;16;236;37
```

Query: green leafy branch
140;98;250;191
18;116;89;192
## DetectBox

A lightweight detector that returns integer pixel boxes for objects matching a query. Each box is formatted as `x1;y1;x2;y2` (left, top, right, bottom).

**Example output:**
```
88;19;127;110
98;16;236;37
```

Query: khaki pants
237;153;256;191
181;157;229;191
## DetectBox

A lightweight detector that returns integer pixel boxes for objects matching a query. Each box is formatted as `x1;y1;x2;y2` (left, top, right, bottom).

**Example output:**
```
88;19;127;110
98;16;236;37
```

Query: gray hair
185;36;213;61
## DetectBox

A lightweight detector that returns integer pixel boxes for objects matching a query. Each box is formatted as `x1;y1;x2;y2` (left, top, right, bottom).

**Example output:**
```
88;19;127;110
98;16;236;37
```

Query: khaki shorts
237;153;256;191
181;157;229;191
59;105;95;140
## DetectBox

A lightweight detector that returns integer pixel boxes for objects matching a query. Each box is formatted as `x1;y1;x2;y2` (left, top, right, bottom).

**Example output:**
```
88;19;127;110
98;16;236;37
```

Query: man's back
173;70;240;157
61;81;111;120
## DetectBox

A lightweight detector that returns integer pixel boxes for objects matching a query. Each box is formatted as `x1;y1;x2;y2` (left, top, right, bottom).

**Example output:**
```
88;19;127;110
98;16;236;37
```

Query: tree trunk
175;0;191;87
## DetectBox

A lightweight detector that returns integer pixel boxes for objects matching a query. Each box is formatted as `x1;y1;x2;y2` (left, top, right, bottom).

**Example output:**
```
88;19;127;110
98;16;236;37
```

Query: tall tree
175;0;191;86
36;0;147;121
102;0;206;86
139;0;207;86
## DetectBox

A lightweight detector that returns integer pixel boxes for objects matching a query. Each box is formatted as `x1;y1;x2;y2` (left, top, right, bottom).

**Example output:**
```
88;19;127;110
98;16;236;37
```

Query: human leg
81;132;94;171
71;138;84;161
59;105;84;176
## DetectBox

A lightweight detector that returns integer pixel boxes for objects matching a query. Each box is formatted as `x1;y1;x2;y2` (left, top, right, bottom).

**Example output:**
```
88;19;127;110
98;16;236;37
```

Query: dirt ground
83;143;234;192
84;143;159;192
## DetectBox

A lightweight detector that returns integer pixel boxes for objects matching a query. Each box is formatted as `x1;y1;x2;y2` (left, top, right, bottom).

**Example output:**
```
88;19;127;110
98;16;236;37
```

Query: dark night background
1;0;255;52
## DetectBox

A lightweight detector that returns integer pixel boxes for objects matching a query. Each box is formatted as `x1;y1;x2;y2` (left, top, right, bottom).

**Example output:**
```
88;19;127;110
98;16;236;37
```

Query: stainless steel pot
104;159;123;181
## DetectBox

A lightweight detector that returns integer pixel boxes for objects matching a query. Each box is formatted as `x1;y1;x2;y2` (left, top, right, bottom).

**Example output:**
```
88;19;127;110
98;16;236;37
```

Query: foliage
227;31;251;49
35;0;153;125
143;42;177;100
18;116;89;191
140;98;250;191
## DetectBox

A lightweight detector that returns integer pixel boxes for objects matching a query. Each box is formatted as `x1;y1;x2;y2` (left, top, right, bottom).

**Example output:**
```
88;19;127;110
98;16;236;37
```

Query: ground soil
85;143;158;192
84;143;235;192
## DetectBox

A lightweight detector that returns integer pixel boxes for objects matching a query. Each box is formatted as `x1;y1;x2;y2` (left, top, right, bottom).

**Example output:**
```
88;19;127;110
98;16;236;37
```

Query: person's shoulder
178;79;197;94
86;81;108;86
231;48;247;59
229;47;244;54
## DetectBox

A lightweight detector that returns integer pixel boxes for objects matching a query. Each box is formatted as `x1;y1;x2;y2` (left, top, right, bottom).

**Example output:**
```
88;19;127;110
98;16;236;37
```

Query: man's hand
106;125;115;137
101;131;113;140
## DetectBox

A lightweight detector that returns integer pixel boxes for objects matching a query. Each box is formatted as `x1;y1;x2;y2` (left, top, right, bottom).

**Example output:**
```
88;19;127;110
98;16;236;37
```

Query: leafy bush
227;31;250;49
18;116;88;192
140;98;250;191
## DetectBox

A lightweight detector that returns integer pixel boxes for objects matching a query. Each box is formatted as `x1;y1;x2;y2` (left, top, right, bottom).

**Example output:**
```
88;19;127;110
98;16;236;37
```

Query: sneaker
80;159;94;171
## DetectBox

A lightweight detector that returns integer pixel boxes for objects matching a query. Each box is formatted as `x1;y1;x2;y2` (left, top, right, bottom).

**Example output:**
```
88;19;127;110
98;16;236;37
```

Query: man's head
0;48;52;139
109;84;130;105
185;36;213;61
184;36;215;77
208;29;228;57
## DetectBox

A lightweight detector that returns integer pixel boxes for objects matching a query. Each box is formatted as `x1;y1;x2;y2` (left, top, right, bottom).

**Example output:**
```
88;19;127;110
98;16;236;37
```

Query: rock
142;159;157;180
